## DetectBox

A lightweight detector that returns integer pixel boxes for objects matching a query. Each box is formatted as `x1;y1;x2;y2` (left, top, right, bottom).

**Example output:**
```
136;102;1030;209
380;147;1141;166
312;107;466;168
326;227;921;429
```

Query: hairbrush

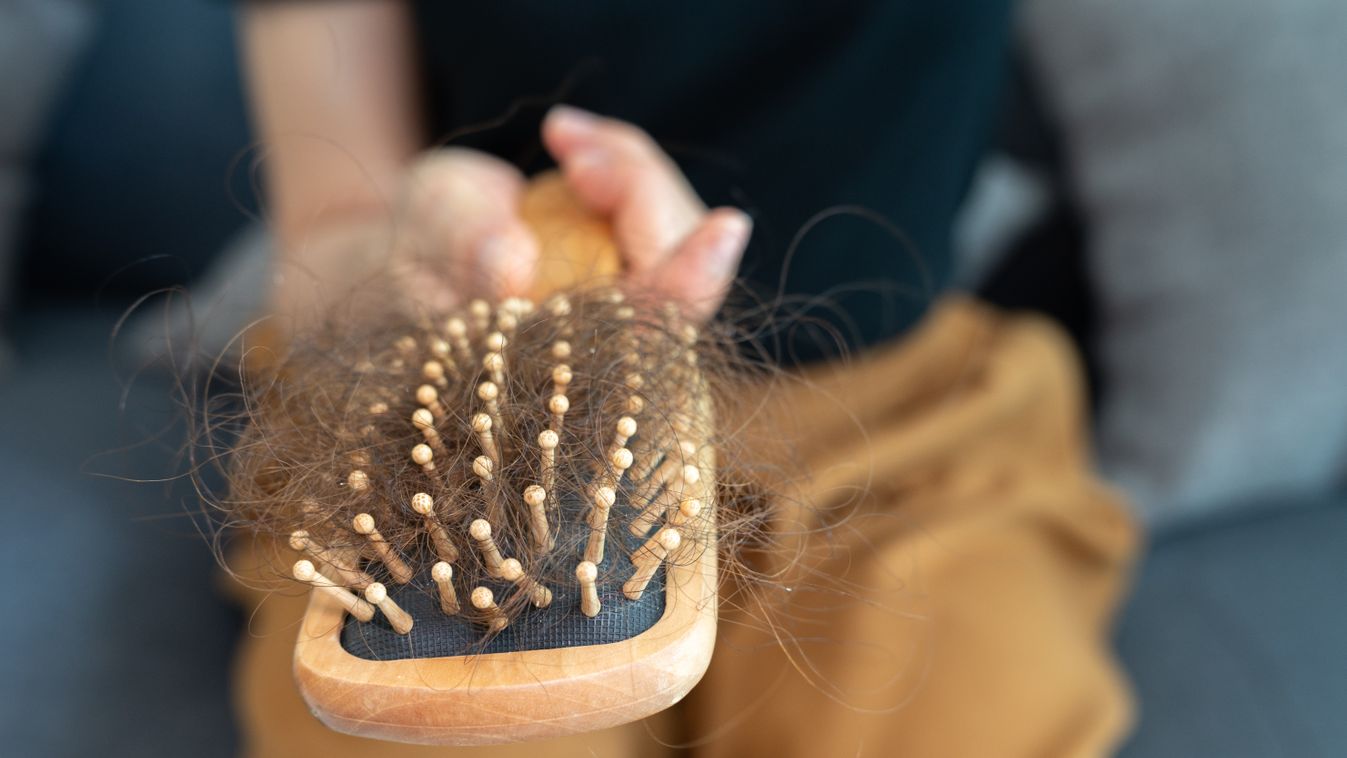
227;174;720;745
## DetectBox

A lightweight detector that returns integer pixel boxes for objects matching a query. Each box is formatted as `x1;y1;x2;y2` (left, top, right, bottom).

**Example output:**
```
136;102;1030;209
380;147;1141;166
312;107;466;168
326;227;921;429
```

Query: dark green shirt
415;1;1010;362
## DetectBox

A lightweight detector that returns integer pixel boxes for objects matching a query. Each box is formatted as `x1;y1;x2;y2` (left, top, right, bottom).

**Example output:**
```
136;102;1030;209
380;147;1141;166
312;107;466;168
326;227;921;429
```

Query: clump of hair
215;287;749;635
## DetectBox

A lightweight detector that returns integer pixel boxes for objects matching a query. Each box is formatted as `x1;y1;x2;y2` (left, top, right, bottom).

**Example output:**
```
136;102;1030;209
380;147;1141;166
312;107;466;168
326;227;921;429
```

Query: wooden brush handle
520;171;622;299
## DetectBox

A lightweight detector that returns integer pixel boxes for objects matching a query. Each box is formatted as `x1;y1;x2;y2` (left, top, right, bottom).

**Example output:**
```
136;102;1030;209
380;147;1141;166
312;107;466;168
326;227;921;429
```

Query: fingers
395;148;539;304
544;105;753;320
542;105;705;272
643;208;753;322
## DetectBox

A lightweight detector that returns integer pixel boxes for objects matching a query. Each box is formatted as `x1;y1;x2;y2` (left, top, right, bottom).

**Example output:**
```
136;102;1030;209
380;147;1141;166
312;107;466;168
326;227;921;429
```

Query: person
235;3;1137;756
242;1;1014;356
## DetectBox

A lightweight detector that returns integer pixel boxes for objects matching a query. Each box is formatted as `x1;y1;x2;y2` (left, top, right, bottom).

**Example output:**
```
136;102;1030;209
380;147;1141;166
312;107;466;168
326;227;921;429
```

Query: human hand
391;106;752;321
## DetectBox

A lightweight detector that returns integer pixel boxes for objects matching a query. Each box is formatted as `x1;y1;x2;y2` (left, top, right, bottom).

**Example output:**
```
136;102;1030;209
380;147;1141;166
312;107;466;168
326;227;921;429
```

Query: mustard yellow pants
231;297;1138;757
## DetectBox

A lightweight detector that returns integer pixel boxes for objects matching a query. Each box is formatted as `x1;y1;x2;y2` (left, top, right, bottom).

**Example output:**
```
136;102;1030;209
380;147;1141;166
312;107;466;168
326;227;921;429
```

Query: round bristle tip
347;470;370;491
431;562;453;582
576;561;598;582
658;529;682;551
410;492;434;514
469;519;492;540
411;444;434;465
477;382;499;401
471;586;494;608
364;582;388;604
292;560;316;581
416;385;438;405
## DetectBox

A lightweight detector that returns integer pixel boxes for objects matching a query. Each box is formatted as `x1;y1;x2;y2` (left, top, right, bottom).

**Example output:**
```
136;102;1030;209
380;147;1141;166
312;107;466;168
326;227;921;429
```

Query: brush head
209;173;742;743
227;290;718;657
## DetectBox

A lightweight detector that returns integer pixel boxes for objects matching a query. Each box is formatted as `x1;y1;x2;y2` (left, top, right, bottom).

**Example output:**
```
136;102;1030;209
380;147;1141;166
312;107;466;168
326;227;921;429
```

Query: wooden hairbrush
232;173;718;745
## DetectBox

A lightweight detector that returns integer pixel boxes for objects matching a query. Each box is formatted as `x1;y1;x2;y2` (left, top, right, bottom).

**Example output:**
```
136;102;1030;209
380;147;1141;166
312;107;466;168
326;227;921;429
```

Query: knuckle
408;148;468;181
602;121;663;162
405;156;478;213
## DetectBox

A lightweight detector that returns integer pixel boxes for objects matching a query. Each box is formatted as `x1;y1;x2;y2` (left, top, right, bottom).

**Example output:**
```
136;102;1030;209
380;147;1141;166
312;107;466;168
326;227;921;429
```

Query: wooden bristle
523;484;552;553
500;558;553;608
364;581;414;634
611;416;637;454
538;429;559;496
548;394;570;436
584;486;617;565
346;469;370;493
431;561;460;615
484;349;505;388
293;560;375;622
468;300;491;335
411;443;436;473
473;413;500;466
422;360;449;389
353;513;413;584
411;492;459;564
235;291;717;636
576;561;601;617
289;530;373;590
552;364;573;399
471;586;508;632
412;408;447;455
623;528;681;601
469;518;506;578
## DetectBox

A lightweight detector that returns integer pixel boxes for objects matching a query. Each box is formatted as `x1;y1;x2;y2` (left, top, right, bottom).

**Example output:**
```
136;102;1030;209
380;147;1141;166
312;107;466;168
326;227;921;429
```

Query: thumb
641;208;752;322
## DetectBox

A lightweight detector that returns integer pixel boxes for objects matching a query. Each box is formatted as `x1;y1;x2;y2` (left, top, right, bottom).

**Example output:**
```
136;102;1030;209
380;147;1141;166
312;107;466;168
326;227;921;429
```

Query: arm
239;2;750;322
239;0;423;251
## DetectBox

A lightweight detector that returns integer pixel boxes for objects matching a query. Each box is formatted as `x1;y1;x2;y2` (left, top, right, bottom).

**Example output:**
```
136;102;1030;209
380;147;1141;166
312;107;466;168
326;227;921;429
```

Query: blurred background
1;1;1344;756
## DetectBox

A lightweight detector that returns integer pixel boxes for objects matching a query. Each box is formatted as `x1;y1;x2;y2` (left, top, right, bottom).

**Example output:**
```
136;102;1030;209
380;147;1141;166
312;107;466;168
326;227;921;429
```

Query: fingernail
709;213;752;270
547;104;601;138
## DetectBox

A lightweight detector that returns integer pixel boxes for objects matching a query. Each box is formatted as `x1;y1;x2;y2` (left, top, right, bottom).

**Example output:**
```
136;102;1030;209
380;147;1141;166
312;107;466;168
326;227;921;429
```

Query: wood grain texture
519;172;622;301
293;514;717;745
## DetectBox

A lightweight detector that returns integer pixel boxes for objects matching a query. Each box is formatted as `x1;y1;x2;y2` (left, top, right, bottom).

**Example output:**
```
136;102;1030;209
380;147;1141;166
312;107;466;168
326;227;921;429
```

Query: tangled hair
162;233;958;737
199;284;787;639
